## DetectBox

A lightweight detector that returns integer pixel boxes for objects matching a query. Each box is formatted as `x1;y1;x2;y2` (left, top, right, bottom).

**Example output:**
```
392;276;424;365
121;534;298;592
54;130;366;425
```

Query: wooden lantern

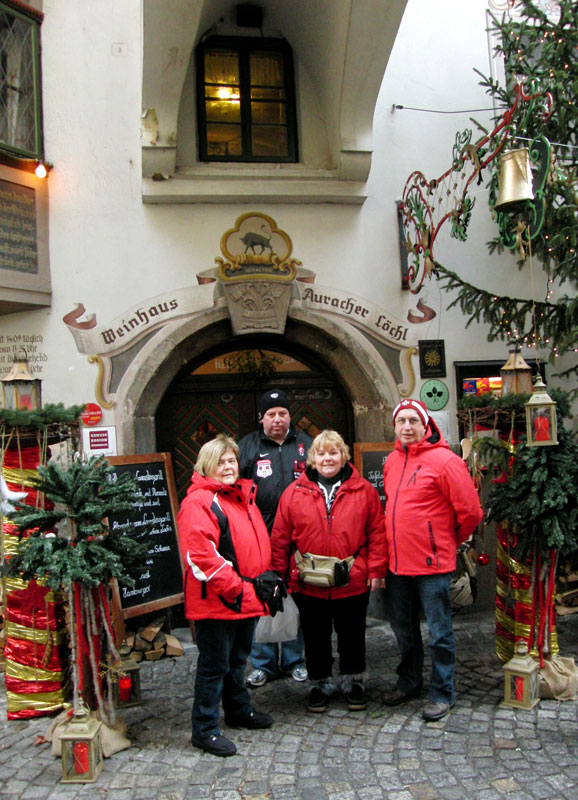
502;640;540;709
525;375;558;447
60;705;103;783
112;644;141;708
0;350;42;410
500;346;533;396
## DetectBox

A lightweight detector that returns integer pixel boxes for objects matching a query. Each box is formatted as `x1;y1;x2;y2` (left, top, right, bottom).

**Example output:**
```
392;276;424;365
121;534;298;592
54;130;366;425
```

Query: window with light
196;36;297;163
0;1;43;161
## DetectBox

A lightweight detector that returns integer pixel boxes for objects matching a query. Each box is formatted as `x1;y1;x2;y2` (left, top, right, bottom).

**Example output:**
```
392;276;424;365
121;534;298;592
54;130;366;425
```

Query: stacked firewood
125;616;185;661
556;572;578;616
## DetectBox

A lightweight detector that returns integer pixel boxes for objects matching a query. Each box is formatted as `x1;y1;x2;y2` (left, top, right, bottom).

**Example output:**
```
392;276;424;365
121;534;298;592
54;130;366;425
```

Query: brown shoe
382;687;421;706
422;701;453;721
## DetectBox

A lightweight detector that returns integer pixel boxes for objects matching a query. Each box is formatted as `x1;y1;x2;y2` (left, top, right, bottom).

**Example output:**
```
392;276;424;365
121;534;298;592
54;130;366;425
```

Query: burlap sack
539;654;578;701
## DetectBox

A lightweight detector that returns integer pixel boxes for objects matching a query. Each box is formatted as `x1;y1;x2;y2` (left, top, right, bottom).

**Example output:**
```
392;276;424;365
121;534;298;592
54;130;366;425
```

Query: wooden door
156;351;352;501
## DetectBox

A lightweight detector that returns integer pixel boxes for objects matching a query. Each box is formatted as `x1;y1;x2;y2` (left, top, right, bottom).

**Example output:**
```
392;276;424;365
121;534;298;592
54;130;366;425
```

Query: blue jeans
386;571;455;704
249;626;305;677
192;617;257;738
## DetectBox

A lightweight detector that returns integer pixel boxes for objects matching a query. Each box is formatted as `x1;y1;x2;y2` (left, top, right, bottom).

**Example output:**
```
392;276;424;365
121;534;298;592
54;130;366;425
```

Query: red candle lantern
112;644;141;708
502;641;540;710
525;376;558;447
60;705;103;783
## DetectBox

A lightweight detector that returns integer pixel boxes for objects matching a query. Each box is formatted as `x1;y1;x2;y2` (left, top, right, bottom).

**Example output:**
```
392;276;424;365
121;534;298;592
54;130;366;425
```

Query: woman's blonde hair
307;429;350;468
195;434;239;477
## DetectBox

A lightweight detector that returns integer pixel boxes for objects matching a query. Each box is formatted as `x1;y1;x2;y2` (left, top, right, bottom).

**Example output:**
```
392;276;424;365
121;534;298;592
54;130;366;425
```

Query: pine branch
8;456;147;589
487;420;578;561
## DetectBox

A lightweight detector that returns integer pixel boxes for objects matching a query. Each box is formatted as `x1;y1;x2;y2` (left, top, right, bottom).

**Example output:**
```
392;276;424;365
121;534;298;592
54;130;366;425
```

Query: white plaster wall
1;0;574;440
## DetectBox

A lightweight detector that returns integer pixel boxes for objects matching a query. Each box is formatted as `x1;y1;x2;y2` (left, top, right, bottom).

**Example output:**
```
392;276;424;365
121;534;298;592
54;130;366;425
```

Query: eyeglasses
395;416;423;426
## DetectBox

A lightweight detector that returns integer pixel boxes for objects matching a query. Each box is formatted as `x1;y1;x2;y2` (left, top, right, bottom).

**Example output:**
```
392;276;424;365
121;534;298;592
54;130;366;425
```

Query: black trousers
293;591;369;681
192;617;257;738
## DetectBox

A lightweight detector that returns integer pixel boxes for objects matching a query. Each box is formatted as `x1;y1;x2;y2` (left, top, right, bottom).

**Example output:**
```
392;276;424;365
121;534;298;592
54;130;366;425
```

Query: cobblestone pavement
1;611;577;799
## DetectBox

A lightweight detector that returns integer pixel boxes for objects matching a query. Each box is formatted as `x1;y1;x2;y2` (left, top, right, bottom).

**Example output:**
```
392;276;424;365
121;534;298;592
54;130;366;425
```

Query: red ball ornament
477;552;490;566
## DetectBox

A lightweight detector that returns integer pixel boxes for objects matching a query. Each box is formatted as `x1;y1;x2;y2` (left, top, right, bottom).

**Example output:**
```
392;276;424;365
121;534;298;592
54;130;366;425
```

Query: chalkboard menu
108;453;183;619
0;179;38;273
353;442;396;508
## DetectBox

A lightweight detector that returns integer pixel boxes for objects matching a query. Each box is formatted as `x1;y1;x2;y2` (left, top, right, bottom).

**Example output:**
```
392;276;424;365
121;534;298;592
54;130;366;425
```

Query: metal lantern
500;347;533;396
0;350;42;410
525;375;558;447
60;705;103;783
112;644;141;708
495;147;534;211
502;640;540;709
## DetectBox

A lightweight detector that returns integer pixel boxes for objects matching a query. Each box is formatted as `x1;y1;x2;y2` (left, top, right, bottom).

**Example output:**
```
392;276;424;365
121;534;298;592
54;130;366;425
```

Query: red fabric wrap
4;636;65;671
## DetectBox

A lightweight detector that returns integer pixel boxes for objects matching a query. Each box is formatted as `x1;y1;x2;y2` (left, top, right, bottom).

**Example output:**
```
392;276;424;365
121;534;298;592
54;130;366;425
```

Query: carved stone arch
114;306;398;454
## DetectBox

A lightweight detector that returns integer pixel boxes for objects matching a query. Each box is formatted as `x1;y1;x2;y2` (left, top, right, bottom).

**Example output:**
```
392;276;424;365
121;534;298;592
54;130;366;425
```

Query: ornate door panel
156;358;352;501
157;391;249;499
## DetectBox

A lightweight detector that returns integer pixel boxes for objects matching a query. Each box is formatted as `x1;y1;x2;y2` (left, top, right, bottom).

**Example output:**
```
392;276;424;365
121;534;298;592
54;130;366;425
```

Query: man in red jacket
382;399;483;721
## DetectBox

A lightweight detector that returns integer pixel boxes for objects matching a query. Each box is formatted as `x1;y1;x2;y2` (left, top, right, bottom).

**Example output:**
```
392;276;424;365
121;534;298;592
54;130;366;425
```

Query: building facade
1;0;574;486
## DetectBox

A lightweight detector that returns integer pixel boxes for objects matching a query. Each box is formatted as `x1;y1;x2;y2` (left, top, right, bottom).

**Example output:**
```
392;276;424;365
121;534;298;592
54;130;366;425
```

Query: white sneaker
291;665;308;682
246;668;268;687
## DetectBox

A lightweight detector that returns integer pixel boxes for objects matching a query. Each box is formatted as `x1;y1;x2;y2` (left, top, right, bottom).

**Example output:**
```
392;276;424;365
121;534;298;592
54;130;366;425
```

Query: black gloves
253;570;288;617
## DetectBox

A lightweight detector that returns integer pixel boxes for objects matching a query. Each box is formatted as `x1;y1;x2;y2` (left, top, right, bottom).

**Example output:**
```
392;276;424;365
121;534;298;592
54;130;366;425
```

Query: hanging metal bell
495;147;534;211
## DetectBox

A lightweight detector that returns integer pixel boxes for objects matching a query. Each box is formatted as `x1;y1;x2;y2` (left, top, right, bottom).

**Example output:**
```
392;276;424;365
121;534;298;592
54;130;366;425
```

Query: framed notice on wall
0;179;38;273
107;453;184;619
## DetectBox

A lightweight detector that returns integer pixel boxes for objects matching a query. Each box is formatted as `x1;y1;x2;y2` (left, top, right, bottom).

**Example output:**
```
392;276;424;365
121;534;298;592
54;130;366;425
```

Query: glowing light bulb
35;163;47;179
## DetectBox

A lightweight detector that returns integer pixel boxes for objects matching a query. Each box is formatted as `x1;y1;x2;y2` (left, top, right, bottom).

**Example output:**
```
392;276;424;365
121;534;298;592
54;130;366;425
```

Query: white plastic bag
255;594;299;643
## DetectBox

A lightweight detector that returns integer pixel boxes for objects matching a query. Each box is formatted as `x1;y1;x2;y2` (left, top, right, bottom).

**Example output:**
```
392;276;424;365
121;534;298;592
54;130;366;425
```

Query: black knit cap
260;389;290;416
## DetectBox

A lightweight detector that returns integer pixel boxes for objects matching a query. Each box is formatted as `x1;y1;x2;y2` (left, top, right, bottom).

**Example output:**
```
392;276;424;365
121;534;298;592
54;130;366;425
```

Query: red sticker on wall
81;403;103;426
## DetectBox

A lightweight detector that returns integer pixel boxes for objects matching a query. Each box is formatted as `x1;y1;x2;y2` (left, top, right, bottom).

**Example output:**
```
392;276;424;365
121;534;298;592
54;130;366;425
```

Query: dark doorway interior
156;335;353;501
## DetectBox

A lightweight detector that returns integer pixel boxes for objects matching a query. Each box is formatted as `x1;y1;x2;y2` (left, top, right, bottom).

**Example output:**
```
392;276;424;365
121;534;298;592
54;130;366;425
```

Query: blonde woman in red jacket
383;399;483;722
270;430;386;713
177;435;274;757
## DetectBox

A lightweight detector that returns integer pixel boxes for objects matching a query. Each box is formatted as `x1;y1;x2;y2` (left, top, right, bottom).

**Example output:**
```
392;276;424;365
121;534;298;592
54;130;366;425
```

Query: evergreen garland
8;457;147;590
0;403;85;430
436;0;578;390
486;418;578;562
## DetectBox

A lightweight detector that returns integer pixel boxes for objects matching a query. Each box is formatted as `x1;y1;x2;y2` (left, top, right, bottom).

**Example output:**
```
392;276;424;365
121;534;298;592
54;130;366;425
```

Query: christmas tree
9;456;147;590
437;0;577;392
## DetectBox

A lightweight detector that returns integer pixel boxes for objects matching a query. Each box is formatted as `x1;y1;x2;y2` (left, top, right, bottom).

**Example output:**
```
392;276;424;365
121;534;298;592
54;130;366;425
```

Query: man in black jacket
239;389;312;687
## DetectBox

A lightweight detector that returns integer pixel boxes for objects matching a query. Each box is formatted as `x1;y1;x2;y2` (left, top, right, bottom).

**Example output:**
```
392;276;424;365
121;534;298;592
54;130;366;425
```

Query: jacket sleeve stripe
186;540;234;582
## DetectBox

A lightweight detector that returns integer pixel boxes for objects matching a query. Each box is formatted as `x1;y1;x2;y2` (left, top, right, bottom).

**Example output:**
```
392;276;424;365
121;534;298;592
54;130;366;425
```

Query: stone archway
114;306;400;454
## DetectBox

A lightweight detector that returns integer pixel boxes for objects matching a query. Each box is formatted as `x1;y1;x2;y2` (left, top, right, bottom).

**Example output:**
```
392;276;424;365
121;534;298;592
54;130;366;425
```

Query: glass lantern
60;704;103;783
112;643;141;708
0;351;42;410
500;346;533;396
525;375;558;447
502;640;540;709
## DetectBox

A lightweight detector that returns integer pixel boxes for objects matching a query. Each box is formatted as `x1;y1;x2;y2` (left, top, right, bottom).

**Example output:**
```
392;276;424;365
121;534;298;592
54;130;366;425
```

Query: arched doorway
115;310;398;457
156;334;353;500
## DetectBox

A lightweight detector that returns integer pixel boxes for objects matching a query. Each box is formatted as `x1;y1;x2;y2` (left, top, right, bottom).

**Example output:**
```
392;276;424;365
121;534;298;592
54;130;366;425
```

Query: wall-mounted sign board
353;442;396;508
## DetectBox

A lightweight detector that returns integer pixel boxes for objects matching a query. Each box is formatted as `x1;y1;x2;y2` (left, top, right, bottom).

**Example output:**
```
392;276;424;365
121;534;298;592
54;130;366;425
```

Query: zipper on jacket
428;521;440;568
406;465;422;486
391;449;409;573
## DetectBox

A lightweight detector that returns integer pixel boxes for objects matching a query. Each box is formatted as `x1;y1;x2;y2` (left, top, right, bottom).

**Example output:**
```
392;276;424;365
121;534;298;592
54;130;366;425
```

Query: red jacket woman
176;435;273;758
270;430;385;715
178;471;271;621
271;464;386;599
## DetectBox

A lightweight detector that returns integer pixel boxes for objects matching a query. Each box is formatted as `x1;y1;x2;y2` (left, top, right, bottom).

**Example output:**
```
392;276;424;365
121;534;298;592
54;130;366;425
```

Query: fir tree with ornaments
436;0;578;392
